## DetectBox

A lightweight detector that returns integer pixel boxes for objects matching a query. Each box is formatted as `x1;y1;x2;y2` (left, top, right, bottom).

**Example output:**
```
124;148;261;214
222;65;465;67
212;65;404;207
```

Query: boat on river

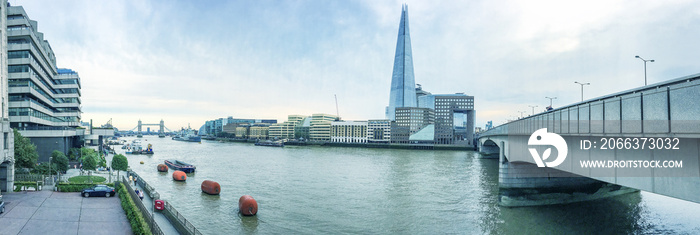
164;160;196;173
255;140;284;147
125;140;154;154
172;126;201;143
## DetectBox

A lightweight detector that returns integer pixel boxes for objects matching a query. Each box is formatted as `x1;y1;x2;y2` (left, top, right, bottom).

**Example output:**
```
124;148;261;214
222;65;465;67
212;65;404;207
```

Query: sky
11;0;700;131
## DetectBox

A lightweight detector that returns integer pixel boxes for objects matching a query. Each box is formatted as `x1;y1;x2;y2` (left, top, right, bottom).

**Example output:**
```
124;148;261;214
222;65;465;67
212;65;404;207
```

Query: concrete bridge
478;73;700;207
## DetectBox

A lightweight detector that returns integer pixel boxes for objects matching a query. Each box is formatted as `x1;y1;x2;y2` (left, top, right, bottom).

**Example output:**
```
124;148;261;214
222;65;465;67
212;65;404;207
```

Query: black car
81;185;115;198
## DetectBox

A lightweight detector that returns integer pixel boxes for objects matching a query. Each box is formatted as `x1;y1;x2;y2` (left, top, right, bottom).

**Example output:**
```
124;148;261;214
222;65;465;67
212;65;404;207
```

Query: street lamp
635;55;654;86
528;105;538;115
574;81;590;102
518;111;527;118
49;157;53;188
545;97;557;108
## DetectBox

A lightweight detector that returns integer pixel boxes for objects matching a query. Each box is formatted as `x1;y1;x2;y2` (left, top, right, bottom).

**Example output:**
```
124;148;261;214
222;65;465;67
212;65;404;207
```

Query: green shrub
13;181;42;191
117;183;152;235
56;182;114;192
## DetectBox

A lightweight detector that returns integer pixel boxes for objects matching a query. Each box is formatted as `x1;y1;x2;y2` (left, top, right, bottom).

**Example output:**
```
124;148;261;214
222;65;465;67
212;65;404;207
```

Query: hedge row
117;183;152;235
56;182;115;192
13;181;41;192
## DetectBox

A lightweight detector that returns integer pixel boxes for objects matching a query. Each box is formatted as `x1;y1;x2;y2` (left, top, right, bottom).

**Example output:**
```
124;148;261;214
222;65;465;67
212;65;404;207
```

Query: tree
13;128;38;171
111;154;128;181
31;162;57;175
82;154;97;183
100;156;107;168
68;148;80;161
81;147;96;159
51;150;69;173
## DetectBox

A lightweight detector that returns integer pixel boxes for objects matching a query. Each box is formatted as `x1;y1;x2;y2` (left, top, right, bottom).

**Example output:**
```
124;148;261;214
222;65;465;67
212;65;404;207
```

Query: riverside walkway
130;180;181;235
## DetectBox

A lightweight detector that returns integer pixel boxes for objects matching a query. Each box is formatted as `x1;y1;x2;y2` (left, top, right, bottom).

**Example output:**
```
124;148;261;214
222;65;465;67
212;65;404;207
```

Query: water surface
123;137;700;234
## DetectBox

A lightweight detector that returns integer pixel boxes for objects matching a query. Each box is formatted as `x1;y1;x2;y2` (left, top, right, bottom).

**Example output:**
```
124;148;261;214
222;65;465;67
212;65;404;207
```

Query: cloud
12;0;700;130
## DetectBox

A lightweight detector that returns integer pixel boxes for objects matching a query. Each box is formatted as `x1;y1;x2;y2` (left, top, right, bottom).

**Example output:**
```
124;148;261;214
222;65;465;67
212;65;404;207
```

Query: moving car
81;185;115;198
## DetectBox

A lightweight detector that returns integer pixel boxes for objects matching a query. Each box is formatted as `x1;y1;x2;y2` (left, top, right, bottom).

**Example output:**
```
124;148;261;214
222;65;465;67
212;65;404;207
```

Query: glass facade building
386;4;417;121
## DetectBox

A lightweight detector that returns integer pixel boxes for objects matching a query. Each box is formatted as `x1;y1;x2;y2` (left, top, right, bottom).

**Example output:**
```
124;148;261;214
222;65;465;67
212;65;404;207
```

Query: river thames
121;137;700;234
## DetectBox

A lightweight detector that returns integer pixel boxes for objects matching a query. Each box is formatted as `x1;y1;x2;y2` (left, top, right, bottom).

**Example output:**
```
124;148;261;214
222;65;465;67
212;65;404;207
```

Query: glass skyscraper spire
386;4;417;121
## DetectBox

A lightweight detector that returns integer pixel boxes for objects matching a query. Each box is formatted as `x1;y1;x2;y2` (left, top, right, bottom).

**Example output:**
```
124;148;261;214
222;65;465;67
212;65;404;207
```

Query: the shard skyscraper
386;4;417;121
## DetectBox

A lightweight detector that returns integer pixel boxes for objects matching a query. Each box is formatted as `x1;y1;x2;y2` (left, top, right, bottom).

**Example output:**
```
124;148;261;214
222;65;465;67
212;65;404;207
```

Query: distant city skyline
14;0;700;130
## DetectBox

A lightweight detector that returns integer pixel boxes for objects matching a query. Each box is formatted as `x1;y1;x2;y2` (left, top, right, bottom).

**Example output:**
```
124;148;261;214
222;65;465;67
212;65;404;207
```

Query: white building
330;121;367;143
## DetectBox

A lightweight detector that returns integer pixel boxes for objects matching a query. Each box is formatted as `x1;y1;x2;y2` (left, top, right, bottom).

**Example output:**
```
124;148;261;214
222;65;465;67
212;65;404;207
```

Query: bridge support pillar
498;160;638;207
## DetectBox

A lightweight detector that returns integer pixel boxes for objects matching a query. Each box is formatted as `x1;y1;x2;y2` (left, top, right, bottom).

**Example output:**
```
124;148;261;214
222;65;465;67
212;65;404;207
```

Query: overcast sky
13;0;700;130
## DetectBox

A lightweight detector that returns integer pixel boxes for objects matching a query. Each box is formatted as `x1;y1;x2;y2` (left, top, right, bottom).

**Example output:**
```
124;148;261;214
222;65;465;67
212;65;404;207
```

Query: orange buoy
239;195;258;216
172;170;187;181
157;164;168;172
201;180;221;195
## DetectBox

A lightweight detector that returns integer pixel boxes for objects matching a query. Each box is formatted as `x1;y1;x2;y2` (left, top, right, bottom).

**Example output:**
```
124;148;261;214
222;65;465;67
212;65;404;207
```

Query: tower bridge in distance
478;73;700;207
129;119;174;137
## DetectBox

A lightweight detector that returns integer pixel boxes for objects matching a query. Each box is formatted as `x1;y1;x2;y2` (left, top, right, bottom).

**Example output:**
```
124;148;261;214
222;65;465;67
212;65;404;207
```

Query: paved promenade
132;182;181;235
0;191;132;235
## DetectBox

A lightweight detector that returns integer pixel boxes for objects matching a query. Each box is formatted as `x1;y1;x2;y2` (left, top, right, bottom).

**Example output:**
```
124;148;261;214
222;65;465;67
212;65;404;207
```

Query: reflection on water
123;137;700;234
240;214;259;233
496;193;644;234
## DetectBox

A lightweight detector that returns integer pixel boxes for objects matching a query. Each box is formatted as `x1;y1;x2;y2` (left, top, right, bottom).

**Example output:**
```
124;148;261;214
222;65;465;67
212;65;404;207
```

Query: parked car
0;195;5;213
81;185;115;198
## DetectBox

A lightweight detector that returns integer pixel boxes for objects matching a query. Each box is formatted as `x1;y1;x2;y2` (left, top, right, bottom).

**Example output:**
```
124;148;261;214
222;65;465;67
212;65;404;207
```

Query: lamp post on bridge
635;55;654;86
545;96;557;108
528;105;538;115
574;81;590;102
518;111;527;119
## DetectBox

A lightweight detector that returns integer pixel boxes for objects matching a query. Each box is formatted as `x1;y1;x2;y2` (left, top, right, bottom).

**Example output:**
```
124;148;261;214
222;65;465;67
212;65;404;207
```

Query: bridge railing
482;73;700;137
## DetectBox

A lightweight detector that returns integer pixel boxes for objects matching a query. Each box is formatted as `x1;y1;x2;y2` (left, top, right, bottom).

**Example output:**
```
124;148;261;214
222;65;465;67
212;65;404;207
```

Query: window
8;50;30;59
7;15;25;20
7;25;29;31
8;65;29;73
8;39;29;44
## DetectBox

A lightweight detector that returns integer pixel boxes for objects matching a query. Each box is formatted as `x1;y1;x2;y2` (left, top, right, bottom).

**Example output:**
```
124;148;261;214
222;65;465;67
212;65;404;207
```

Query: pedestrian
138;190;144;200
134;176;138;186
129;175;133;184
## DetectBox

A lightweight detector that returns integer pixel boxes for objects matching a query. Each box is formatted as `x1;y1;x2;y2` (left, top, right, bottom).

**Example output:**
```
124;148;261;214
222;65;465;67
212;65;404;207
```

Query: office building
0;0;15;192
367;119;391;143
7;5;84;162
386;4;417;121
309;113;339;142
269;115;305;139
392;107;434;144
205;116;277;136
419;93;475;145
330;121;367;143
249;125;269;139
